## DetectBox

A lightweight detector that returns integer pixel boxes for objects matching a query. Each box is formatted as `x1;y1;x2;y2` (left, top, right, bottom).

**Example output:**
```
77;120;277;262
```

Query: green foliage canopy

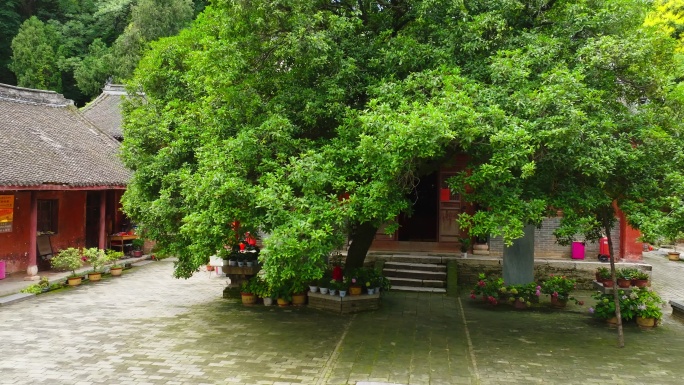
121;0;684;286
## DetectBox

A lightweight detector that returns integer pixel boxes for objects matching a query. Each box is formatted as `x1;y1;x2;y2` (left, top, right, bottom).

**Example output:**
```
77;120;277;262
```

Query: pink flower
470;294;476;299
478;280;485;287
552;292;558;298
352;278;356;284
535;290;541;297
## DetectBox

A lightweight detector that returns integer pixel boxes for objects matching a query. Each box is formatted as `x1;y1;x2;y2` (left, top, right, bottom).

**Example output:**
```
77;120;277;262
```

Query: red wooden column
25;191;39;280
98;190;106;249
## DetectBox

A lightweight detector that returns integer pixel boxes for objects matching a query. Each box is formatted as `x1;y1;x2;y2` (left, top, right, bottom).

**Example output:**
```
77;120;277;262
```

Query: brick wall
489;217;621;260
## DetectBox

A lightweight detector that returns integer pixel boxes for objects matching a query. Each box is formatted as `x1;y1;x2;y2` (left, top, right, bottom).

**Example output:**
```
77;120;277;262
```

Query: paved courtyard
1;252;684;385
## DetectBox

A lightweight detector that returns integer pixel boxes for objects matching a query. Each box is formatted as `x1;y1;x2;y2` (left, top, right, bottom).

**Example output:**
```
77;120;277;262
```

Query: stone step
383;268;446;281
384;261;446;272
388;277;445;288
390;285;447;293
383;254;443;264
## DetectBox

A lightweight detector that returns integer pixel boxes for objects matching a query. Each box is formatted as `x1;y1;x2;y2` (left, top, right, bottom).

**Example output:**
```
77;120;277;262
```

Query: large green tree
4;0;202;103
9;16;63;91
121;0;684;306
449;2;684;347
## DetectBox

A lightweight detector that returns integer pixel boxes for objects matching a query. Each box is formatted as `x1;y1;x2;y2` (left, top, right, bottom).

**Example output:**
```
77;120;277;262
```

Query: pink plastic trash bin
571;241;585;260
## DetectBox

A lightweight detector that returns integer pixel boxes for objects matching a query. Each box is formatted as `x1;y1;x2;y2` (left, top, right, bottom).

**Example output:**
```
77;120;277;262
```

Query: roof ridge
0;83;73;107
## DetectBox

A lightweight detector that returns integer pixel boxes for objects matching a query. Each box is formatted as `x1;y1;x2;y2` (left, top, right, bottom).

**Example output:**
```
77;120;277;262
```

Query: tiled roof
0;83;131;189
81;84;128;139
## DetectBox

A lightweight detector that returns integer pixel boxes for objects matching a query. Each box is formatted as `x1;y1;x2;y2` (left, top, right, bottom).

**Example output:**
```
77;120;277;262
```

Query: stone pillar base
24;265;39;280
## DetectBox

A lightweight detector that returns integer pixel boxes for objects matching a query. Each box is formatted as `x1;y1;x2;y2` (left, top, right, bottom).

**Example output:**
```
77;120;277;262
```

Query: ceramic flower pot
67;277;82;286
350;286;362;295
668;252;680;261
514;299;527;310
319;287;329;294
277;298;290;307
292;293;307;306
636;316;656;328
110;267;123;276
632;279;649;288
87;272;102;282
617;278;631;288
549;296;567;308
241;292;256;306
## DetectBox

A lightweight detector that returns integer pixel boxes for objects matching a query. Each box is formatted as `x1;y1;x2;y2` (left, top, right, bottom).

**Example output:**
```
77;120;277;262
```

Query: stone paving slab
1;257;684;384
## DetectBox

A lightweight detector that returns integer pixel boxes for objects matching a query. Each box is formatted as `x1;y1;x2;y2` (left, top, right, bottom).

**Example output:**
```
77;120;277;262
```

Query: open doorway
397;173;439;242
85;192;100;248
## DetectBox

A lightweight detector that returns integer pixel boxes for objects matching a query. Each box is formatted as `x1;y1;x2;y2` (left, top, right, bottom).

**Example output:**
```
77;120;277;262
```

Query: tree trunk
345;221;378;269
605;222;625;348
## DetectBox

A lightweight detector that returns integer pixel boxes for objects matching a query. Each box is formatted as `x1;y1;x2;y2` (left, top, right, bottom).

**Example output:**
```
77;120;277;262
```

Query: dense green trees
2;0;206;104
120;0;684;309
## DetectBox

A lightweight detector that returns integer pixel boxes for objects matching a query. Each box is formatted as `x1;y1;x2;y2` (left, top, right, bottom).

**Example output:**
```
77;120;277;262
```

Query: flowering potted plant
590;289;634;324
632;287;664;327
346;268;368;295
51;247;84;286
470;273;504;305
541;275;576;307
500;283;541;309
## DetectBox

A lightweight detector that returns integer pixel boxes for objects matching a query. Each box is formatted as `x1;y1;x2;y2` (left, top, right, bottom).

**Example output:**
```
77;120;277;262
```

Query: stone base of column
24;265;39;281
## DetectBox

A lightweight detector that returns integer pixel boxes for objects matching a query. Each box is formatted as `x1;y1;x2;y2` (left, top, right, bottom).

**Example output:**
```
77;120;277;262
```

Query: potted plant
459;237;471;258
107;249;125;276
131;238;145;257
274;284;292;307
590;289;634;324
51;247;84;286
590;292;620;324
290;279;308;306
595;266;608;281
470;273;504;305
616;268;637;288
631;270;650;288
252;276;274;306
346;267;369;295
500;283;540;309
240;277;258;306
632;287;665;327
540;275;577;307
82;248;111;281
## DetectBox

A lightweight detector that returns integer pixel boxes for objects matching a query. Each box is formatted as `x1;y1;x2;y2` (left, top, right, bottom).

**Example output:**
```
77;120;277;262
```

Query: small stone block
669;300;684;320
308;292;380;314
0;293;35;306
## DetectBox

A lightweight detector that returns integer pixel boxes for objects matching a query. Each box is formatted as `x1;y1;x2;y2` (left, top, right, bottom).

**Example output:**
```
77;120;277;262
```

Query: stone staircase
382;258;448;293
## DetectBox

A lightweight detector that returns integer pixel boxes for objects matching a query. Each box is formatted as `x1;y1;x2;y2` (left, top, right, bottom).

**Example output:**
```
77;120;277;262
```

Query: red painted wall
0;191;88;275
0;192;30;274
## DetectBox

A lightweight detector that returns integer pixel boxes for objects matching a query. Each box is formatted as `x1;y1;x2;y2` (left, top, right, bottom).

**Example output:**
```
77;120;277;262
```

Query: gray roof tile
81;84;127;139
0;83;131;189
